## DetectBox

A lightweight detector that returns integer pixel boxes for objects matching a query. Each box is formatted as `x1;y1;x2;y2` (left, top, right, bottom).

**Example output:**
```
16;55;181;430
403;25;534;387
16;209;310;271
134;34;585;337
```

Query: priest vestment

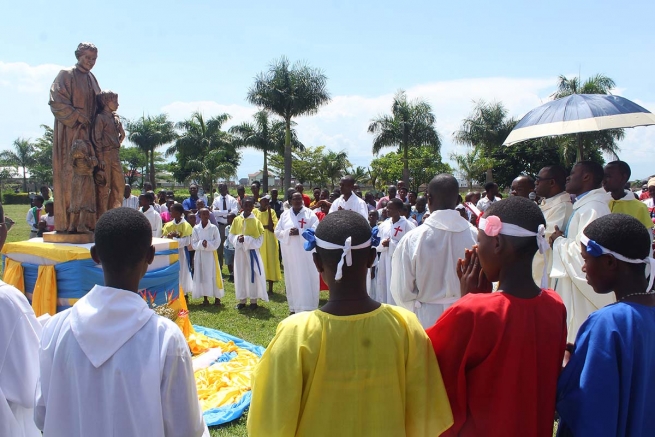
275;207;319;313
375;216;415;304
391;210;477;328
228;212;268;302
551;187;614;342
34;285;207;437
532;191;573;288
192;222;224;299
0;282;42;437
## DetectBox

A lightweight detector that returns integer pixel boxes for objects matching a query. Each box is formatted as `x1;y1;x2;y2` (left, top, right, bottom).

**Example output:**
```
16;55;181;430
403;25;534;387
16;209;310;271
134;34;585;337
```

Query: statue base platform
42;231;94;244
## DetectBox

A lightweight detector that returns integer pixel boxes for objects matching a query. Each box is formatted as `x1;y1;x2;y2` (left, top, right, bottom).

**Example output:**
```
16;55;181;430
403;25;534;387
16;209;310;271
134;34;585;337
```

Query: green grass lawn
2;204;321;436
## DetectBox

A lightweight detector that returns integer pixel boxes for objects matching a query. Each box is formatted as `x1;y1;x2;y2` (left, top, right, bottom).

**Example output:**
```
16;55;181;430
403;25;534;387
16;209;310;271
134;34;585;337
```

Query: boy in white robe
376;198;415;304
192;208;224;306
229;198;269;309
275;192;320;314
34;207;207;437
162;203;194;296
139;192;163;238
550;161;614;342
391;175;477;328
329;175;369;219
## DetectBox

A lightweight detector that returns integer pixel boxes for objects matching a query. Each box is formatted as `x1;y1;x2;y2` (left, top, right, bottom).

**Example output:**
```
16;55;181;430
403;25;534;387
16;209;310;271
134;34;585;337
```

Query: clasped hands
457;245;493;296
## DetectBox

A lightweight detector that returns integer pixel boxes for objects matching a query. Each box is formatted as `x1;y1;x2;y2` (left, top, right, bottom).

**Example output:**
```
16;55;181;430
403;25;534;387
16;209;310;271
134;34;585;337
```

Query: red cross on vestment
299;218;307;228
393;225;403;237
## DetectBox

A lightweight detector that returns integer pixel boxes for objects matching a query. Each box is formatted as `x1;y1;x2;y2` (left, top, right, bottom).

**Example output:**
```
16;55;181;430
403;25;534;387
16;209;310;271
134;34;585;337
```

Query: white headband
479;215;549;289
315;236;371;281
581;234;655;294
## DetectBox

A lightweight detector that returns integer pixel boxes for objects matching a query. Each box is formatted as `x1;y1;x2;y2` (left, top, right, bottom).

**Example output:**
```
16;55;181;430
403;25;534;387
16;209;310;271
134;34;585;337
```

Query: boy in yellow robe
228;198;269;309
253;195;282;294
247;210;453;437
162;203;194;296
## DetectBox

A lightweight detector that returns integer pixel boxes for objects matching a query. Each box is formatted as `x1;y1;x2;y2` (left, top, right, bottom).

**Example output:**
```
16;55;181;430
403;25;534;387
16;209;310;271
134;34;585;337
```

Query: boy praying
34;208;207;437
229;198;269;309
162;203;194;296
192;208;224;306
427;196;567;437
248;210;453;437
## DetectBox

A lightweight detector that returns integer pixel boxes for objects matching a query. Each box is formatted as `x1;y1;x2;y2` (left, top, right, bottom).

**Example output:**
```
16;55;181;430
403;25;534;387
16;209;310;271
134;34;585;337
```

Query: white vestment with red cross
374;216;416;305
274;207;320;312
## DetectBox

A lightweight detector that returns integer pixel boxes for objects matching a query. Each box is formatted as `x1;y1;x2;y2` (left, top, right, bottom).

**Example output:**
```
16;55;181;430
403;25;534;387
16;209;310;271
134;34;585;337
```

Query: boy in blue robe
557;213;655;437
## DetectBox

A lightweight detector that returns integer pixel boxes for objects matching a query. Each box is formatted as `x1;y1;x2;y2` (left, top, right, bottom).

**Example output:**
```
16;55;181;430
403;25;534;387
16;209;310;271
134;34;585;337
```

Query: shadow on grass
237;306;275;320
187;302;228;315
267;291;288;303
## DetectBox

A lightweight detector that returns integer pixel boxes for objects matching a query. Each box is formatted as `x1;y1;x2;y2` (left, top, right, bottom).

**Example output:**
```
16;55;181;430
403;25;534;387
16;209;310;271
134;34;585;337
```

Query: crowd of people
3;160;655;436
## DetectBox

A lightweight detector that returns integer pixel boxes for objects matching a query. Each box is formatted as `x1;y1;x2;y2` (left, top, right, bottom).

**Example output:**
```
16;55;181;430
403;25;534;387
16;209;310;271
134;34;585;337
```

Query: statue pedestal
42;231;95;244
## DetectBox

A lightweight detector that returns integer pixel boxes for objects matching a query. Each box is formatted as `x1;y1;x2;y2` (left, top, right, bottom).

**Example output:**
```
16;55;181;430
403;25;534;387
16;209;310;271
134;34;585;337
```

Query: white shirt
0;282;42;437
122;195;139;210
329;194;369;219
475;195;501;213
35;285;206;437
391;210;478;328
211;194;239;225
26;206;43;231
141;206;163;238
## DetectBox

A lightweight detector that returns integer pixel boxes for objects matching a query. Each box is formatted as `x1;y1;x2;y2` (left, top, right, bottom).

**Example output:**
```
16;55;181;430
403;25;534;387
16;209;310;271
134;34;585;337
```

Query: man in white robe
532;165;573;288
391;175;477;328
140;193;163;238
34;208;207;437
1;282;42;437
275;192;319;314
192;209;224;304
550;161;614;342
228;198;268;309
329;175;369;219
376;198;415;304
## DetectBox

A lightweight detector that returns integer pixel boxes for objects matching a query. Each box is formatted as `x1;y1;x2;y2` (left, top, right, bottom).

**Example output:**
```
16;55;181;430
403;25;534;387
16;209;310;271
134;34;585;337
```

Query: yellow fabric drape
171;291;194;338
3;258;25;293
32;265;57;317
1;241;91;262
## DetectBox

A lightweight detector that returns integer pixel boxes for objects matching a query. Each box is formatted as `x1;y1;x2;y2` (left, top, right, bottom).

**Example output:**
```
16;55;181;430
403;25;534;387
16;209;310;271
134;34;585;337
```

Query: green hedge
3;192;32;205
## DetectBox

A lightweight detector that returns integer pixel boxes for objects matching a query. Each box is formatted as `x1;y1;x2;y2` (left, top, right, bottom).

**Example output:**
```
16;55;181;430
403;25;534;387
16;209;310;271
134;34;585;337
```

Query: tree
348;166;370;186
450;146;495;188
126;114;177;187
320;150;350;190
247;56;331;190
0;138;36;192
551;74;623;162
453;100;517;183
31;124;54;186
369;145;452;192
368;90;441;185
168;112;240;191
229;110;304;192
120;146;148;186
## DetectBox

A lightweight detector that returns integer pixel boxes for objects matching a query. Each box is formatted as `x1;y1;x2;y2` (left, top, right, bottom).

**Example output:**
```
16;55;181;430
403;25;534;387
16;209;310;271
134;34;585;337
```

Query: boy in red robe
426;196;567;437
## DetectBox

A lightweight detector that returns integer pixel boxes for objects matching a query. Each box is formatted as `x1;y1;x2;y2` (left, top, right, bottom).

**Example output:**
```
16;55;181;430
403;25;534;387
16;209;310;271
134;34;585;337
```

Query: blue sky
2;0;654;181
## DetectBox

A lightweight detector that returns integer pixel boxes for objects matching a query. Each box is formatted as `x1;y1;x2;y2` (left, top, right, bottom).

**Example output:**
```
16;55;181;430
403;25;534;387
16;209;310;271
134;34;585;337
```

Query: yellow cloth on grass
247;304;453;437
609;197;654;230
32;265;57;317
169;292;194;339
3;258;25;293
253;208;282;282
190;333;261;411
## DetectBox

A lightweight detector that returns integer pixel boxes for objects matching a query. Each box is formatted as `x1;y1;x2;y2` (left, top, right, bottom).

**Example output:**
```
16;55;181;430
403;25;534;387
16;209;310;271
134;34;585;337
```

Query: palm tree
368;90;441;185
320;150;350;190
450;146;495;188
229;110;304;192
126;114;177;187
453;100;516;183
168;112;239;191
247;56;331;190
551;74;623;162
348;166;370;186
0;138;36;192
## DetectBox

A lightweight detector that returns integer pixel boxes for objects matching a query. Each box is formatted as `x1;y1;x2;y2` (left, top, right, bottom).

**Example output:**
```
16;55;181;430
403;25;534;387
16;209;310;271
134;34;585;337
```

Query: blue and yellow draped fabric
190;326;264;427
1;239;181;315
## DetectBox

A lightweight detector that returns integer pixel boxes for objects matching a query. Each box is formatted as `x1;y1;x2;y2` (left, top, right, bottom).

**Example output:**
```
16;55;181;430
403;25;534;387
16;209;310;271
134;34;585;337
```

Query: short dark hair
34;195;44;203
315;210;371;268
583;214;650;261
543;165;568;189
143;192;154;203
484;182;498;192
388;198;404;209
484;196;546;256
170;203;184;214
577;161;605;187
606;160;631;180
94;208;152;270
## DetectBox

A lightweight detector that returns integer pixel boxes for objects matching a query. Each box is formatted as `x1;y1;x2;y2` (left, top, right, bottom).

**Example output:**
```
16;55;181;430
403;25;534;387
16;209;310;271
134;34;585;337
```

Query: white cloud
2;61;653;182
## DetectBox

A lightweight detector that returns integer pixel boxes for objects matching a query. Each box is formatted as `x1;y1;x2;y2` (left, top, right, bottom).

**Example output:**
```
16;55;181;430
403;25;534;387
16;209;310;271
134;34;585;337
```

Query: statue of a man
49;43;101;233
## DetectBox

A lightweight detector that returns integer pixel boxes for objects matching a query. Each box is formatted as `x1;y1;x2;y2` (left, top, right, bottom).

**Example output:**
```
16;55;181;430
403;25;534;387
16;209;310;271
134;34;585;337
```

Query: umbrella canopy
503;94;655;146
